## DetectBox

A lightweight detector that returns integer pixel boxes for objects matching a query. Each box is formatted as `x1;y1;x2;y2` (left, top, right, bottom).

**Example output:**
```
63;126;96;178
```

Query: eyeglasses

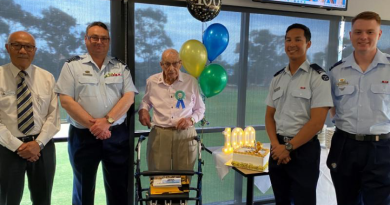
87;35;110;43
9;43;36;52
161;61;181;68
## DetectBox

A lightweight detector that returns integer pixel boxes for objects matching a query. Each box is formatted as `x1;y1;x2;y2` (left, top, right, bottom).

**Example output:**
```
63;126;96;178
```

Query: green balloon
199;64;227;98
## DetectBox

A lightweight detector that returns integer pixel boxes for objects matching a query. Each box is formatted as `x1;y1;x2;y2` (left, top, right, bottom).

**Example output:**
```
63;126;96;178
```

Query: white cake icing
231;146;270;171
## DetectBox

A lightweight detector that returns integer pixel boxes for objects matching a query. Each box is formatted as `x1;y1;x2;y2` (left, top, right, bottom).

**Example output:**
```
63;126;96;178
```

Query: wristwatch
190;117;195;125
35;140;44;150
285;142;294;152
106;115;115;124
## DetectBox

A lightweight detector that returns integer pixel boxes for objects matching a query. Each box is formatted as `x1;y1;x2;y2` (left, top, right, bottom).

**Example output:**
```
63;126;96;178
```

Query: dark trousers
327;130;390;205
0;140;56;205
269;135;320;205
68;123;129;205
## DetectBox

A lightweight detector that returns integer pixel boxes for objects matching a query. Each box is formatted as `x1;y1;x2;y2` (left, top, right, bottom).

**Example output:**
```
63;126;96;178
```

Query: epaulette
274;67;285;77
114;57;126;65
66;55;81;63
311;63;330;81
329;60;343;71
310;63;325;74
114;57;129;70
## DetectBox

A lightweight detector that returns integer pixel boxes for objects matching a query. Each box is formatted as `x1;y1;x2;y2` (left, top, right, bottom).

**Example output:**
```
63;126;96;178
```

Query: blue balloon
202;23;229;62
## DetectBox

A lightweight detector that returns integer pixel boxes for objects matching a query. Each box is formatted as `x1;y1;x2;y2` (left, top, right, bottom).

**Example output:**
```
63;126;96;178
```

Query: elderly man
139;48;205;172
327;11;390;205
0;31;60;205
55;22;137;205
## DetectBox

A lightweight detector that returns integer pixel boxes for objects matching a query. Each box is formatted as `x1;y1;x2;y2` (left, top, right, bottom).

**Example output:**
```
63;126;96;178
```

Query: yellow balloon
179;40;207;78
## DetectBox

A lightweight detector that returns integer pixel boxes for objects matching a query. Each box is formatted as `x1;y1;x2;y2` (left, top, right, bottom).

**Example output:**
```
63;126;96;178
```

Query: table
204;146;271;205
205;145;337;205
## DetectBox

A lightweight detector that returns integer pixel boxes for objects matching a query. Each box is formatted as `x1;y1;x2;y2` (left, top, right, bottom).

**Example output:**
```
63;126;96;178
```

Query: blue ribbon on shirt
176;99;185;109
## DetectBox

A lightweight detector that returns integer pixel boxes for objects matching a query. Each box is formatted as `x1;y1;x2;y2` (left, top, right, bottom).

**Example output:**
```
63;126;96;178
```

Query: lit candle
245;130;250;146
232;127;244;148
232;127;244;149
232;132;237;148
244;126;256;147
222;127;232;154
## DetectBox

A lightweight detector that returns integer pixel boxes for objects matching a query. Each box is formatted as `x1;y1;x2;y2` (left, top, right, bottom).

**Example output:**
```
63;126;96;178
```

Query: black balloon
187;0;222;22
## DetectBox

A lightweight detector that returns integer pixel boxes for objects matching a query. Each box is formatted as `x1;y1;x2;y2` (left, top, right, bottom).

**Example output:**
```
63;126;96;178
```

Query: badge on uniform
382;80;389;84
105;72;122;78
83;70;92;76
175;90;186;109
336;78;348;86
300;86;306;89
321;74;329;81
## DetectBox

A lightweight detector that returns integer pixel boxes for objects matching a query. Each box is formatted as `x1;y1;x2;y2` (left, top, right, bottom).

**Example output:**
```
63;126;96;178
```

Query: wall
173;0;390;20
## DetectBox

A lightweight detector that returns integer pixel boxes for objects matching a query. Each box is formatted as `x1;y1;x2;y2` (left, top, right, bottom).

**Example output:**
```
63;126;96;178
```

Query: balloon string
202;22;209;65
202;22;208;40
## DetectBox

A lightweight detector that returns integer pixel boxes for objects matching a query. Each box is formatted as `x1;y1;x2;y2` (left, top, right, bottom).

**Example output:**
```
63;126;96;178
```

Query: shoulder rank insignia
274;67;285;77
329;60;343;71
66;55;81;63
311;64;329;81
310;63;325;74
114;57;126;65
114;57;129;70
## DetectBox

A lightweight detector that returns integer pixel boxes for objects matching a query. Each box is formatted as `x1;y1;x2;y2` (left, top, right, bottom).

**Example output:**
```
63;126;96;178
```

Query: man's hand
271;144;291;165
89;118;111;138
96;130;112;140
139;109;151;128
17;141;41;160
176;117;192;130
27;153;41;162
280;156;292;164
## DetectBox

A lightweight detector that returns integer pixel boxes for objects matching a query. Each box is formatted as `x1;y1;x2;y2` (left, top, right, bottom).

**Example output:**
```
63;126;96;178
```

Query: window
0;0;111;124
342;18;390;59
134;3;242;131
245;12;339;126
132;2;340;204
0;0;110;204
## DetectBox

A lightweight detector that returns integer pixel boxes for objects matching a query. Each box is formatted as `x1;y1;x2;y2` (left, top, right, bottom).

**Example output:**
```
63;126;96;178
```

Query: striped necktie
17;71;34;135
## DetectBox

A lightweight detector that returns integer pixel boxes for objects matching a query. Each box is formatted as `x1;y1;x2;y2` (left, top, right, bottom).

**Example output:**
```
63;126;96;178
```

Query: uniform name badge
175;90;186;109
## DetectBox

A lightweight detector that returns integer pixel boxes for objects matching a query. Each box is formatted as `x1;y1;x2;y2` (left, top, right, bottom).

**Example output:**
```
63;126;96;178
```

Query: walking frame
135;136;203;205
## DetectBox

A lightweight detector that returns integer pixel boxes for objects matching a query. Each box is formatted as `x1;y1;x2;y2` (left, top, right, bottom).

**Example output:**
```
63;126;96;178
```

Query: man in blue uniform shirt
327;11;390;205
55;22;138;205
265;23;333;204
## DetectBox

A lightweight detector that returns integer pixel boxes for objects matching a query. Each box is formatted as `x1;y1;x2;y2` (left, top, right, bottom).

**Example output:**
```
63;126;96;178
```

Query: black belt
17;134;39;142
108;123;124;131
336;128;390;142
277;134;318;143
71;123;124;132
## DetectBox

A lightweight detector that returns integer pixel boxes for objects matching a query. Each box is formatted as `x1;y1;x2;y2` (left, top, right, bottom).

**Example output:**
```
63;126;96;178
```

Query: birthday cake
231;142;270;171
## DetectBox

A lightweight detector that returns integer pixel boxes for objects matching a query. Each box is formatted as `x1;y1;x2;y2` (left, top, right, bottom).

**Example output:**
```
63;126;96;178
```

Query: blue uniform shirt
266;60;333;137
55;53;138;128
329;49;390;134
